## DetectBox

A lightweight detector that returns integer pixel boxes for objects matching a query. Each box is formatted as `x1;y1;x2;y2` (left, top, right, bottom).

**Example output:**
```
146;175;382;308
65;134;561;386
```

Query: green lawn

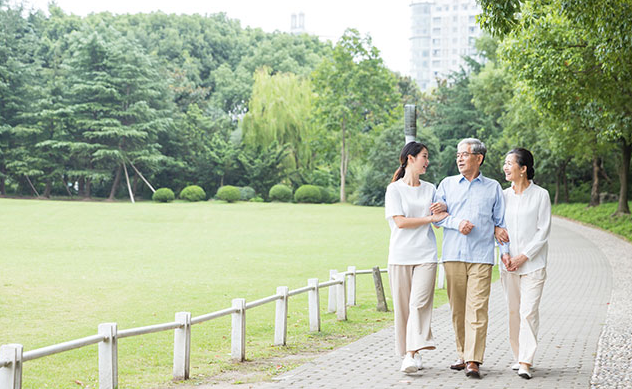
552;201;632;242
1;198;455;388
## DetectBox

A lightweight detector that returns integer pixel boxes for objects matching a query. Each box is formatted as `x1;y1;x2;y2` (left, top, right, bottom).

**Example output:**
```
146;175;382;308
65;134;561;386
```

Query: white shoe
400;354;417;373
511;363;520;371
413;352;423;370
518;366;532;379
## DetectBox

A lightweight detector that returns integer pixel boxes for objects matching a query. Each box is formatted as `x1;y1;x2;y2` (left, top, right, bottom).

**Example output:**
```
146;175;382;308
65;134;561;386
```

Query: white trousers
500;268;547;365
388;263;437;356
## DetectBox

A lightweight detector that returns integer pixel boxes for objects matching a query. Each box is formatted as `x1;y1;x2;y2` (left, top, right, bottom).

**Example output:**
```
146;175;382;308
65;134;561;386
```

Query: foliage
179;184;206;202
238;141;291;198
152;187;175;202
356;123;405;206
312;29;402;202
238;186;256;201
317;186;338;204
552;202;632;242
241;68;317;174
216;185;241;203
268;184;293;202
294;184;322;203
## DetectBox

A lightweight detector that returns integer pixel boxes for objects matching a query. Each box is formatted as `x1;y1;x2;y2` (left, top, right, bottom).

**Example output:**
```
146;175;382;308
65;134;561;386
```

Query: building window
432;38;440;45
462;4;468;10
469;15;476;23
432;28;441;34
433;17;441;24
432;50;440;56
422;50;429;57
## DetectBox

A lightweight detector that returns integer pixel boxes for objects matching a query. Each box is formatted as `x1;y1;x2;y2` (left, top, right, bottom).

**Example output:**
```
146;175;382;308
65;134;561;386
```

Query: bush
152;188;175;203
317;186;338;204
269;184;293;202
216;185;241;203
239;186;256;201
250;196;265;202
179;185;206;202
294;185;322;203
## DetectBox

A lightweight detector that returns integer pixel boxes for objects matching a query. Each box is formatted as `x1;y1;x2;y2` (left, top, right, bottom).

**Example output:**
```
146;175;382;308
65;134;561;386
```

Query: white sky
22;0;413;76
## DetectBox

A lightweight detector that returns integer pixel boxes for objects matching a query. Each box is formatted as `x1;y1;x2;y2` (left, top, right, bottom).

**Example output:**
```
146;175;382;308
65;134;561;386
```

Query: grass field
552;201;632;242
0;198;456;388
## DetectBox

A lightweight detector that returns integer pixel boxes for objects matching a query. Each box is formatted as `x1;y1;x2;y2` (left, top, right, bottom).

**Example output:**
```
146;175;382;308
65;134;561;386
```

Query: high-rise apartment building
410;0;482;91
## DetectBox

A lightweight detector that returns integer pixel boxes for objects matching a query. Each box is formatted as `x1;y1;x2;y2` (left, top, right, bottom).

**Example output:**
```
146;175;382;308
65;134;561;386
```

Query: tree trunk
614;140;631;215
554;173;560;205
44;179;52;198
562;160;569;203
62;175;73;197
339;121;347;203
85;178;91;198
108;164;122;201
589;156;600;207
132;174;139;198
78;177;85;197
0;176;4;195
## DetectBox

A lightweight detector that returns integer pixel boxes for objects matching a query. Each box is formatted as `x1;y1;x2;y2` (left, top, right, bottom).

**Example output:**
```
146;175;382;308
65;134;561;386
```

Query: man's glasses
455;152;480;159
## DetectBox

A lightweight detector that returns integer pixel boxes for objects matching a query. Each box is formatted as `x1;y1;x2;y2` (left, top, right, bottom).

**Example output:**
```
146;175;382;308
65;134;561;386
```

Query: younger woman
384;141;448;373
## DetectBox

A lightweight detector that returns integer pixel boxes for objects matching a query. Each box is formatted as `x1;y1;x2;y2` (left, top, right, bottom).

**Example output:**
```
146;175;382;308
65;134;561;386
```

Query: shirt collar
459;171;484;183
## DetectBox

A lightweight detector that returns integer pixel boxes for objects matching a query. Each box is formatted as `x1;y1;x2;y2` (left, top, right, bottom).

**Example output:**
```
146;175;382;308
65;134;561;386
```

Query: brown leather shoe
465;361;480;378
450;358;466;370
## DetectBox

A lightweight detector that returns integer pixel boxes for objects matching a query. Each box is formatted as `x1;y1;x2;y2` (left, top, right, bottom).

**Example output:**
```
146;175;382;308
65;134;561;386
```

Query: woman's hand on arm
507;254;529;271
392;212;449;229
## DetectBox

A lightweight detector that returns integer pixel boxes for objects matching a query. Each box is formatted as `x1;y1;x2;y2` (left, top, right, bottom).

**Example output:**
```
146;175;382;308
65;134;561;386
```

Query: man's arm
432;179;463;230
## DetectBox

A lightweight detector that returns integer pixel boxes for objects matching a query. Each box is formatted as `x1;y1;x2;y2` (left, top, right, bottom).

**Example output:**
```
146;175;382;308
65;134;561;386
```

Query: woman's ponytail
391;142;427;183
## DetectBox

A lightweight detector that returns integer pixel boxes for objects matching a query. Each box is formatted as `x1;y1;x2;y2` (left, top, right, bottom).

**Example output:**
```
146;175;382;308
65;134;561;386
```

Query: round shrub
239;186;256;201
152;188;175;203
294;184;322;203
250;196;264;202
179;185;206;202
216;185;241;203
317;186;338;204
269;184;293;202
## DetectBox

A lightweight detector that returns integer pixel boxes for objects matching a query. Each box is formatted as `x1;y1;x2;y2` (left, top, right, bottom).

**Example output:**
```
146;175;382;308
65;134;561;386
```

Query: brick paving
266;217;613;388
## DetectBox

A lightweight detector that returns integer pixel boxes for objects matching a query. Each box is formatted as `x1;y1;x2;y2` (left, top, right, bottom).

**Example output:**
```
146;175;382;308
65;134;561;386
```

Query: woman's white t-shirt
384;179;438;265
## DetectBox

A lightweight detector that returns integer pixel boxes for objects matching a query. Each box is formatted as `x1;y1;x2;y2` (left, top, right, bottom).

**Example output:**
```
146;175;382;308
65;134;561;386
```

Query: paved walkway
265;217;614;388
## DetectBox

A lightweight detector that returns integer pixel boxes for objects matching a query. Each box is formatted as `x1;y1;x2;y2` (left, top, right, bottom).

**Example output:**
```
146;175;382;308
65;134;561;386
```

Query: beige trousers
500;268;547;365
443;261;492;364
388;263;437;356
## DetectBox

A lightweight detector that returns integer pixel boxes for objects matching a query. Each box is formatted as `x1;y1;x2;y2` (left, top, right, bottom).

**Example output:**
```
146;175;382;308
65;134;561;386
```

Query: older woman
497;148;551;379
384;141;448;373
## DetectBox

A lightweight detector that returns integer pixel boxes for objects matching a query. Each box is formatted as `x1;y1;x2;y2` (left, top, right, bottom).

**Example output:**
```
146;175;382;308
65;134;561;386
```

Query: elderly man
434;138;506;379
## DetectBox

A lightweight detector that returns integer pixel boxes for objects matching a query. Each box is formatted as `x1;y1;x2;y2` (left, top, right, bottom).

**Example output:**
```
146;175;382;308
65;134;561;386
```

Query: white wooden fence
0;265;411;389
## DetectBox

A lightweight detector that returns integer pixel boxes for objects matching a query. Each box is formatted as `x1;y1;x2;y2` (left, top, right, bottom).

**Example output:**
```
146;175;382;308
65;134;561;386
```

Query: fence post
231;298;246;361
372;266;388;312
0;344;23;389
274;286;289;346
98;323;118;389
328;269;338;313
346;266;356;306
437;263;446;289
173;312;191;380
307;278;321;332
335;273;347;320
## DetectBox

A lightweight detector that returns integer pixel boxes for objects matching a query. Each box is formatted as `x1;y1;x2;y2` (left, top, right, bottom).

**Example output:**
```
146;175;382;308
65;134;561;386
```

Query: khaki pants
388;263;437;356
500;268;547;365
444;261;492;364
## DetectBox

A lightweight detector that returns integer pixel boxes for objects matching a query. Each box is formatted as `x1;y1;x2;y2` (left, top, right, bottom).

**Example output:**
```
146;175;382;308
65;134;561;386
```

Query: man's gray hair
458;138;487;165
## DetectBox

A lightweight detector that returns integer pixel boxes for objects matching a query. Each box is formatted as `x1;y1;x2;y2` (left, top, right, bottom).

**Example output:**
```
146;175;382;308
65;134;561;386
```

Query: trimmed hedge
216;185;241;203
152;188;175;203
295;185;322;203
317;186;338;204
269;184;293;202
239;186;256;201
179;185;206;202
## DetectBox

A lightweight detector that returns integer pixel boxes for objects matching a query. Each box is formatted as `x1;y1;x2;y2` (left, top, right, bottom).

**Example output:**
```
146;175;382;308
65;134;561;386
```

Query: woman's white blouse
384;179;438;265
500;182;552;275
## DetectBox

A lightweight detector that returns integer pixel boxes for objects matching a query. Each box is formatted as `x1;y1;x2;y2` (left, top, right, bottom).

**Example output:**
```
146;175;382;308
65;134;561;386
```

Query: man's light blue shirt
434;173;506;265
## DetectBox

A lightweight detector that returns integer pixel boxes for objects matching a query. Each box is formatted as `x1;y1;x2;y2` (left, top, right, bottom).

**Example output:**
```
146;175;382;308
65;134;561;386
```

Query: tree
479;0;632;214
312;29;401;202
241;68;317;178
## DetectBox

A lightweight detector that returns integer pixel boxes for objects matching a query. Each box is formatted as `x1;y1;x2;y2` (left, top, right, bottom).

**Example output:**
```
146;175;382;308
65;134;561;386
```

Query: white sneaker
511;363;520;371
518;366;532;379
400;354;417;373
414;352;423;370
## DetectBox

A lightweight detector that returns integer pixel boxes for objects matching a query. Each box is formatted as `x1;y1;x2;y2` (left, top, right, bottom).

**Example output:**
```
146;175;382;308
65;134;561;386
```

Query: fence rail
0;264;405;389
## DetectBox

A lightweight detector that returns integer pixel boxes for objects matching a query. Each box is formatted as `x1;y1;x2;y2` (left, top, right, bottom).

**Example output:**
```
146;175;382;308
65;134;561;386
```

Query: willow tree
312;29;400;202
241;67;317;177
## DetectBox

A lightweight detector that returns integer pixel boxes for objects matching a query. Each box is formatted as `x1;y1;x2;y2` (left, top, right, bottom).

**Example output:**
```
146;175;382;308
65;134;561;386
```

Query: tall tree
312;29;401;202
